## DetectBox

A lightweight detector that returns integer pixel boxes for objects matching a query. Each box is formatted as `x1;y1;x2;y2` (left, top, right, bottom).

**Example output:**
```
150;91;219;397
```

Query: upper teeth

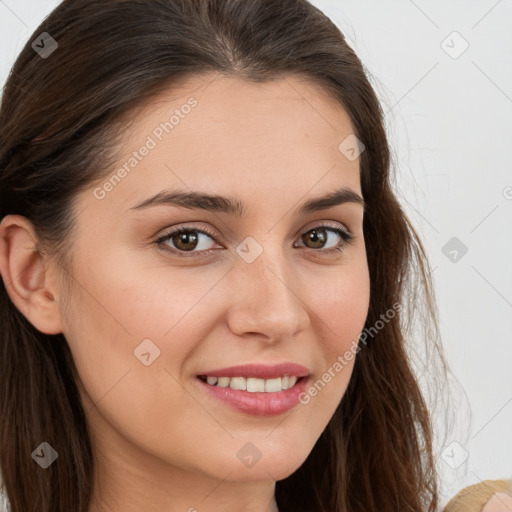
205;375;298;392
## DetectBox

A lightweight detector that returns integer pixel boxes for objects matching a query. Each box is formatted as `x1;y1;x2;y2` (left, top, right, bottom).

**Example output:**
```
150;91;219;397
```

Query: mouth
195;373;310;416
197;374;305;392
194;362;311;416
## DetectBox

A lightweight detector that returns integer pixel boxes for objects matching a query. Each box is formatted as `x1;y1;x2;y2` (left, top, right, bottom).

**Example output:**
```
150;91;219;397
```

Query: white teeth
217;377;230;387
247;377;265;392
229;377;246;390
201;375;299;392
264;377;282;392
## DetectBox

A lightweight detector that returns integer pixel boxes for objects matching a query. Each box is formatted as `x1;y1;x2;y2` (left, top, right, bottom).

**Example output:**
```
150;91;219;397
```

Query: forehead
84;73;361;216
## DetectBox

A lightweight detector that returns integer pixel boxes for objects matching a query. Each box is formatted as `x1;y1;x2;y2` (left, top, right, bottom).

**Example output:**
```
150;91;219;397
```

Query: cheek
285;258;369;426
59;248;234;426
60;263;227;473
64;246;224;350
307;259;370;353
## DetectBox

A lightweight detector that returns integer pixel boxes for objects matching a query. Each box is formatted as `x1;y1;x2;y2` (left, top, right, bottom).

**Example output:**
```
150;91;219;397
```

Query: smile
198;375;299;392
196;375;310;416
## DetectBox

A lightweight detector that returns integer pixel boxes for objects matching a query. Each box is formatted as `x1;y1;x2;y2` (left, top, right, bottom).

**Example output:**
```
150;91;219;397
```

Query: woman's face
58;74;370;486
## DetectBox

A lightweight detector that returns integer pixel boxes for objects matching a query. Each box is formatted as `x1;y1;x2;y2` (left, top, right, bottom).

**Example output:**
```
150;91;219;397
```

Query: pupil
176;231;198;250
306;228;326;248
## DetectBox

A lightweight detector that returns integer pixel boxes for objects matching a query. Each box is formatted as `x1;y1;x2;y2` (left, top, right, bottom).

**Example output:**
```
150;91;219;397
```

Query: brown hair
0;0;447;510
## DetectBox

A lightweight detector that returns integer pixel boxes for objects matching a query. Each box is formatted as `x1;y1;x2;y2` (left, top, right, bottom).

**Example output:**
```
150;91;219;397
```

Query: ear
0;214;64;335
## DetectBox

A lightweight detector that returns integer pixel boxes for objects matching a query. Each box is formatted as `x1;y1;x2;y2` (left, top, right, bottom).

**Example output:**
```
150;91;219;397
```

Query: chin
220;447;312;483
218;460;304;483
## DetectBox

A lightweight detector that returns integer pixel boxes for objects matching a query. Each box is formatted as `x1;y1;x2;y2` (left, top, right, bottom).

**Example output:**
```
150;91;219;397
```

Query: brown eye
296;225;353;254
172;230;200;251
302;228;328;249
155;226;219;258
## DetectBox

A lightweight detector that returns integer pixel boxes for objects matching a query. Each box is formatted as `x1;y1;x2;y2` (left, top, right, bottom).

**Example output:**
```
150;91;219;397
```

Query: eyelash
154;223;354;259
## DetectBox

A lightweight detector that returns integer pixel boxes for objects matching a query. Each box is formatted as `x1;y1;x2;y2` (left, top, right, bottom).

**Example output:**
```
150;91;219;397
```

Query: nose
226;238;311;342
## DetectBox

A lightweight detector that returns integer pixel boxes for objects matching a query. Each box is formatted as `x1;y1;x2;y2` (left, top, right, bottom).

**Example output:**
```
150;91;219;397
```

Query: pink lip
197;362;310;379
196;375;311;416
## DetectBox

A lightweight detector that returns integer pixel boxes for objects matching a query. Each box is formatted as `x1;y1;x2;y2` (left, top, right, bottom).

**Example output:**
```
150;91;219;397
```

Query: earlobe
0;214;63;335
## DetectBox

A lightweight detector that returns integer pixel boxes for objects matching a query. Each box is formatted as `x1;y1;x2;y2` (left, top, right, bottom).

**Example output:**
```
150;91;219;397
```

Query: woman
0;0;446;511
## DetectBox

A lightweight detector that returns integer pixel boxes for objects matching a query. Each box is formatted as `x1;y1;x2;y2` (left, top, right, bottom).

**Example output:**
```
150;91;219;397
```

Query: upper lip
197;363;311;379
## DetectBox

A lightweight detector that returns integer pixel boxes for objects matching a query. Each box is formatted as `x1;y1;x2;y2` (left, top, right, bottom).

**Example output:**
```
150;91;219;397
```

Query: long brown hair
0;1;447;510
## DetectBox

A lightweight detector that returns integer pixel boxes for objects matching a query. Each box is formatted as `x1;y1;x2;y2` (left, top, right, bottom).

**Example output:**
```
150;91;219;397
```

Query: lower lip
196;376;310;416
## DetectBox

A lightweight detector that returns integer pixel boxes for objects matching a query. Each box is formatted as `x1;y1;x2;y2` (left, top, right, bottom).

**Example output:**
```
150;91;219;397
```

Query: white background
1;0;511;507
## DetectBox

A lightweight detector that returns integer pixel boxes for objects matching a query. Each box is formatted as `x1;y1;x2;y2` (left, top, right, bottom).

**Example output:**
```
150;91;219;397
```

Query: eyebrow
129;186;365;216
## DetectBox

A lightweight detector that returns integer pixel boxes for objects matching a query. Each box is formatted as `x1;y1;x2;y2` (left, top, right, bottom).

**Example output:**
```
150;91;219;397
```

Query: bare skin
0;74;370;512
